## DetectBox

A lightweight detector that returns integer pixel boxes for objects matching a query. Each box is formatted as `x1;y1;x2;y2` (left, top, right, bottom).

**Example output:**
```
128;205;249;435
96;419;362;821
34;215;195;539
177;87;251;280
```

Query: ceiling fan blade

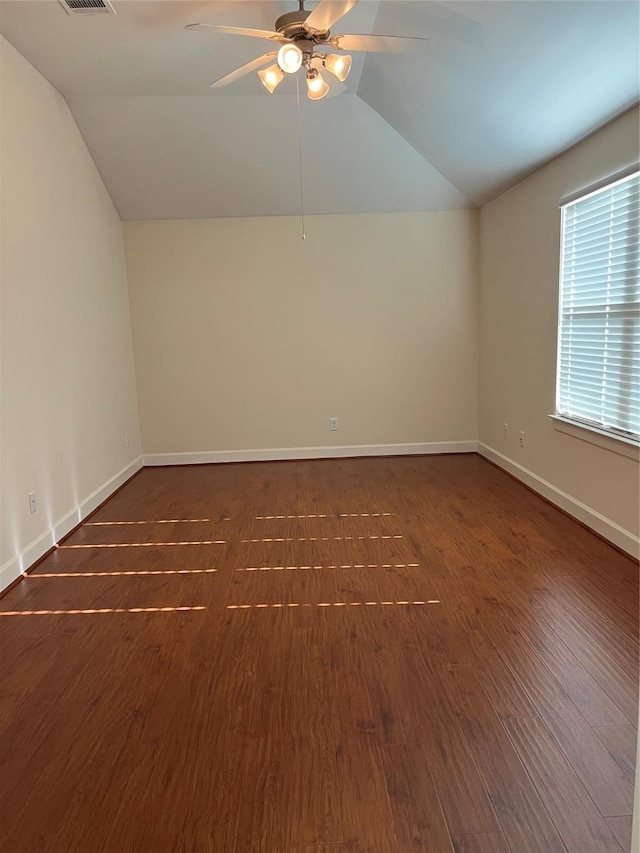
329;33;428;54
209;52;277;89
186;23;284;41
304;1;359;34
128;2;227;32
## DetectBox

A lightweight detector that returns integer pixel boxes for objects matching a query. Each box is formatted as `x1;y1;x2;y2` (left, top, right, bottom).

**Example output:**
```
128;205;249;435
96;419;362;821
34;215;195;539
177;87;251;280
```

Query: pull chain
296;73;306;240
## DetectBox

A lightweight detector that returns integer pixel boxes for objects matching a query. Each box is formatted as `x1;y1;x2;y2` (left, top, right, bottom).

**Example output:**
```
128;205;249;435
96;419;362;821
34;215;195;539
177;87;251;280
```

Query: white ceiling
1;0;638;218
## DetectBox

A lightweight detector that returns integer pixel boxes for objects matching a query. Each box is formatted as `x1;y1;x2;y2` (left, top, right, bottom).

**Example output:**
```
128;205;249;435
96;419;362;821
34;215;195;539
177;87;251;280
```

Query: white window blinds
557;170;640;441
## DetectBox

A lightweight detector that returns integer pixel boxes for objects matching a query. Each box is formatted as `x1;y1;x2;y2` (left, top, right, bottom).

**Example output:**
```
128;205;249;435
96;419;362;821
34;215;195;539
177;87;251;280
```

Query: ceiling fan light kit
187;0;428;100
306;68;330;100
277;43;303;74
258;63;285;94
323;52;352;83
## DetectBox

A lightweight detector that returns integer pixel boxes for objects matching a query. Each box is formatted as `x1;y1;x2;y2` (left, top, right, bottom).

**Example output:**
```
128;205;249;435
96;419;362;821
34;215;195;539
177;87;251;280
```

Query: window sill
549;415;639;461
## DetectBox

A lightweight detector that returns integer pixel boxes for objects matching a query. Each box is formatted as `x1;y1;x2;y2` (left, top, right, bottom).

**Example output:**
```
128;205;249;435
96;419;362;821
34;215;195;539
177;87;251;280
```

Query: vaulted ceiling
1;0;638;218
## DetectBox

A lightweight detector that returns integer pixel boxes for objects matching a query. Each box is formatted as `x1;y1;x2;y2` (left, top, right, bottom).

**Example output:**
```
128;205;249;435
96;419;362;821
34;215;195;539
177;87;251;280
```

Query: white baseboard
478;443;639;559
143;441;478;467
0;456;143;594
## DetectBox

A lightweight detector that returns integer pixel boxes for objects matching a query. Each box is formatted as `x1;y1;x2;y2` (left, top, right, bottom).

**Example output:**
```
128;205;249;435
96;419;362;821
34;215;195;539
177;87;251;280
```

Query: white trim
143;441;478;467
478;443;639;559
550;415;639;460
559;163;640;207
0;456;143;594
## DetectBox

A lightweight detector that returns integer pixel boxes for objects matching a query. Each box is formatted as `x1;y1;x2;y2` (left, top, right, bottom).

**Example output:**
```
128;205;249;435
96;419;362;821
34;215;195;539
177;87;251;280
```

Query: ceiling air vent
58;0;115;14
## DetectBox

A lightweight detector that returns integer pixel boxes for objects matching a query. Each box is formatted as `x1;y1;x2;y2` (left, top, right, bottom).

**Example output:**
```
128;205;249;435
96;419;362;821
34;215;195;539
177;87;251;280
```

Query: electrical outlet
125;432;130;448
329;417;338;431
28;491;37;514
503;422;509;439
519;431;525;447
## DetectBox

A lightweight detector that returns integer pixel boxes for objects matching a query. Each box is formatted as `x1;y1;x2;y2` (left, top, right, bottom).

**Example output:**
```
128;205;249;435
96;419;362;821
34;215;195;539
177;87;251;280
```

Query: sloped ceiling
0;0;638;219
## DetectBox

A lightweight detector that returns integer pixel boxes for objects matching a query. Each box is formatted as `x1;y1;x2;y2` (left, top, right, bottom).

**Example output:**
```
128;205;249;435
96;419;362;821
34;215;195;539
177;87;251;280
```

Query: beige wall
479;107;640;542
124;212;478;456
0;38;141;584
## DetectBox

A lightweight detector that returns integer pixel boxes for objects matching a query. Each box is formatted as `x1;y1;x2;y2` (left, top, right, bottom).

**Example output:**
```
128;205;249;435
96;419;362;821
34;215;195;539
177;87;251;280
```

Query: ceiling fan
186;0;429;100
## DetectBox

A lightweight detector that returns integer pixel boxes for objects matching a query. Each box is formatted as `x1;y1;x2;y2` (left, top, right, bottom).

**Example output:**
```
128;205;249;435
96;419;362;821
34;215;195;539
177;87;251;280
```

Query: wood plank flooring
0;454;637;852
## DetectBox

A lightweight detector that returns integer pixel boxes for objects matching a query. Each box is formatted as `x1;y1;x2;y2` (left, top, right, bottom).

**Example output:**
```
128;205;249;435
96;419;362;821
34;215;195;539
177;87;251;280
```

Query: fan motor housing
275;10;329;41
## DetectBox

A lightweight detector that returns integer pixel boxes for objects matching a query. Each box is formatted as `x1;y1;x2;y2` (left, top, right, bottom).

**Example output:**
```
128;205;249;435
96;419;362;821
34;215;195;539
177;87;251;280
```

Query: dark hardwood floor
0;454;637;852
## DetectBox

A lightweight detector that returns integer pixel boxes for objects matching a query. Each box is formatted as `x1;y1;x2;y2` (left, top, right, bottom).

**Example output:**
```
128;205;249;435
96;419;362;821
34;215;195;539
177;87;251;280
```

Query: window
556;170;640;443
